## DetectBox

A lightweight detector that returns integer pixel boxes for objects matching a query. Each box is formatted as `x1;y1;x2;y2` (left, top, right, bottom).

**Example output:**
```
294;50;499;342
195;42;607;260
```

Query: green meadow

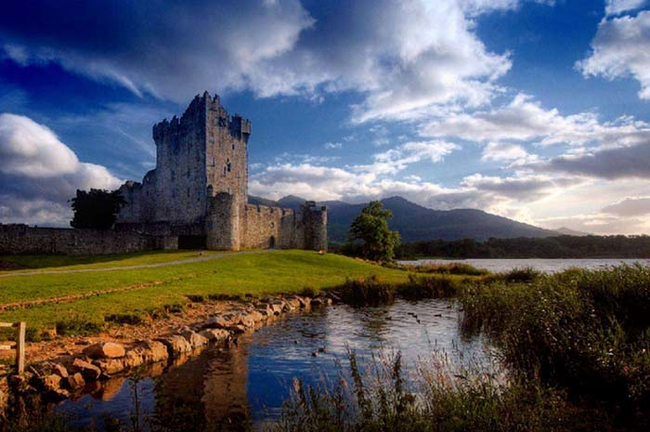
0;250;411;332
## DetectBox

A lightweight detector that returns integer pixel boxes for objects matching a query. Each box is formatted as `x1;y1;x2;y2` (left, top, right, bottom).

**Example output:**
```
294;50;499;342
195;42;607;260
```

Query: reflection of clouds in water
247;299;496;422
54;299;498;429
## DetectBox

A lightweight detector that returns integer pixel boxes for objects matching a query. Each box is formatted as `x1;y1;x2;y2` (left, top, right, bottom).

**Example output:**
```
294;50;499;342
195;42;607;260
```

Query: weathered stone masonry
0;91;326;255
117;91;327;252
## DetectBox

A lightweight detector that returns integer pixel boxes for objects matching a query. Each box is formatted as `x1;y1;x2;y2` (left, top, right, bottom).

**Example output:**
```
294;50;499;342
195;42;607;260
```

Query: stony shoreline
0;294;333;411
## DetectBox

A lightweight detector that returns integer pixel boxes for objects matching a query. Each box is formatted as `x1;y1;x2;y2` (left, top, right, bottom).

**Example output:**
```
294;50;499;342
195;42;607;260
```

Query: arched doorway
269;236;276;249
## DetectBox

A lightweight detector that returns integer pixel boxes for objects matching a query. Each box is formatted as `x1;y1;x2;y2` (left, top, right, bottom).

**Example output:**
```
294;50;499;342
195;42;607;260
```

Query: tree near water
346;201;401;262
70;189;126;230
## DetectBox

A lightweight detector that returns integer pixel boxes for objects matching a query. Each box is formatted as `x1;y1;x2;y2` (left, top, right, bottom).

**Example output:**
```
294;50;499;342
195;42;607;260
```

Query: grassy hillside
0;250;411;331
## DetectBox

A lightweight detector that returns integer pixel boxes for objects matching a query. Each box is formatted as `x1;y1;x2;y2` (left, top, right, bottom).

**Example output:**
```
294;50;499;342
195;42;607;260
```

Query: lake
399;258;650;273
54;299;496;431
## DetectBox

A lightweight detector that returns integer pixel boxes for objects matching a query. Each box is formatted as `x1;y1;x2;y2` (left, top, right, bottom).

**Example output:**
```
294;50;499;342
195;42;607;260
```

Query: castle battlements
116;91;326;252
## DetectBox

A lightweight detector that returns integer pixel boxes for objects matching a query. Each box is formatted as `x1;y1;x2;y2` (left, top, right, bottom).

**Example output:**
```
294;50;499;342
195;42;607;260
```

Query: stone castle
114;91;327;251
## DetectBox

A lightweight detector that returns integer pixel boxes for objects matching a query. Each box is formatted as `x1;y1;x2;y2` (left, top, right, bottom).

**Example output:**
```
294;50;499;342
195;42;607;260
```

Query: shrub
337;276;395;306
55;316;105;336
398;262;489;277
499;267;542;283
459;264;650;426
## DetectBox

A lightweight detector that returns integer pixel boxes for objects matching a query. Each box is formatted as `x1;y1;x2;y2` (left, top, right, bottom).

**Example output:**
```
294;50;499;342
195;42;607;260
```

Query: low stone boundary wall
0;224;170;255
6;295;333;402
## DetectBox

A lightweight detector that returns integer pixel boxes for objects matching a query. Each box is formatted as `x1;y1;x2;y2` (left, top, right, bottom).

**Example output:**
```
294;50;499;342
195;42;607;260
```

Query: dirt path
0;249;274;278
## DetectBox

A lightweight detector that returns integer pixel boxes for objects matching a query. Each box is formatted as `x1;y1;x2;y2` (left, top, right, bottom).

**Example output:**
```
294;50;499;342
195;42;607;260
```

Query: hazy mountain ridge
249;195;558;243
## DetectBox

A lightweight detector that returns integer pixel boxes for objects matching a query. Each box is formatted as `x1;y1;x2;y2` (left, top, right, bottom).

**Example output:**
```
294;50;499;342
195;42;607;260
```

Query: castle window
223;166;227;176
187;168;190;178
232;143;235;151
227;160;232;172
171;170;175;181
187;188;190;198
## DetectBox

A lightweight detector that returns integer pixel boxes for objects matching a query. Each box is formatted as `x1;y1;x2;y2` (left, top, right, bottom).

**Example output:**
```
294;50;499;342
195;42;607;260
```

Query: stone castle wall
117;92;251;227
204;193;327;251
0;224;168;255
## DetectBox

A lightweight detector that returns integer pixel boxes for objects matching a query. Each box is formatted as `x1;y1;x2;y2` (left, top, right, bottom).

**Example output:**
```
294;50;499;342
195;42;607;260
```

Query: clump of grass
459;264;650;426
55;315;104;336
163;303;185;314
186;294;206;303
500;266;542;283
106;313;144;325
393;262;489;277
398;274;460;299
274;351;592;432
337;275;395;306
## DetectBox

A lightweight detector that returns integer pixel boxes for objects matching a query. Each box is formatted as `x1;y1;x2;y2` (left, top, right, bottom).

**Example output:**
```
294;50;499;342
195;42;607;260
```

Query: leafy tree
346;201;401;262
70;189;126;230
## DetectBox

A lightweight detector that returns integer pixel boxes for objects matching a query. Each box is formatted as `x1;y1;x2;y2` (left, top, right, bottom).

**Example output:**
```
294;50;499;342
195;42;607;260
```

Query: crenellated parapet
115;90;326;252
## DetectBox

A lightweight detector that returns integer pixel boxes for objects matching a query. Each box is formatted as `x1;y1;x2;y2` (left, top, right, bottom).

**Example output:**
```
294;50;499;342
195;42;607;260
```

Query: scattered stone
179;329;209;349
230;324;247;334
93;358;127;375
269;300;285;315
311;352;318;357
201;315;235;329
83;342;126;359
66;373;85;389
34;374;62;393
156;335;194;356
256;304;273;317
51;363;69;378
318;347;326;353
296;296;311;308
199;328;230;342
71;358;102;381
248;309;265;323
129;340;169;363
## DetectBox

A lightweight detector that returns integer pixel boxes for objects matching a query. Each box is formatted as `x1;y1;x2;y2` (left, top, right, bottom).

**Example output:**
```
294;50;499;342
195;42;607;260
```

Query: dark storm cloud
536;141;650;179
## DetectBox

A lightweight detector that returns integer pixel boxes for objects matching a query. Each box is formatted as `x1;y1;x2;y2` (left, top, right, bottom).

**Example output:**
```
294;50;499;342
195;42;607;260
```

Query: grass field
0;249;226;273
0;250;412;332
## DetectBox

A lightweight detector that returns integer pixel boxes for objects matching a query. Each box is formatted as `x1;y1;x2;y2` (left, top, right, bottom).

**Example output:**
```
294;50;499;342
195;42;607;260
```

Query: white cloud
422;93;650;147
605;0;648;16
0;0;528;122
481;141;535;163
578;10;650;100
0;114;121;225
324;142;342;150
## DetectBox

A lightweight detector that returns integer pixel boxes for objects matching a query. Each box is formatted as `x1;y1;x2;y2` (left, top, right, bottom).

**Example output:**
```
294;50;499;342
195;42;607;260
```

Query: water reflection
55;299;494;431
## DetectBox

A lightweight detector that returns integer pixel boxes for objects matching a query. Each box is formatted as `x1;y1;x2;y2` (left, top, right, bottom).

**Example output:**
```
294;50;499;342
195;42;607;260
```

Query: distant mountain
251;195;558;243
555;227;590;236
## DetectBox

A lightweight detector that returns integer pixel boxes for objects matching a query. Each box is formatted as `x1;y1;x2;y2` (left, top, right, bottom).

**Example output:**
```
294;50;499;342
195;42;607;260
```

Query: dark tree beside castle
346;201;401;263
70;189;126;230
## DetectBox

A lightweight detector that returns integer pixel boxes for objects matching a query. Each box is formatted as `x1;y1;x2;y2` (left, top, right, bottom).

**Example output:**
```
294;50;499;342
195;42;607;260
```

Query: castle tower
204;93;251;204
120;91;252;226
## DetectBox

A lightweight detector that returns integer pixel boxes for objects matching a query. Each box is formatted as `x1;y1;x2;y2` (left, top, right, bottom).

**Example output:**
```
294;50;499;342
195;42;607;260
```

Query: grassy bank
0;250;226;273
0;250;416;333
275;264;650;432
458;264;650;429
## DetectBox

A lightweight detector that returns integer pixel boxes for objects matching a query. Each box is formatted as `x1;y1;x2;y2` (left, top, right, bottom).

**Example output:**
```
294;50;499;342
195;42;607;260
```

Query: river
54;299;496;431
399;258;650;273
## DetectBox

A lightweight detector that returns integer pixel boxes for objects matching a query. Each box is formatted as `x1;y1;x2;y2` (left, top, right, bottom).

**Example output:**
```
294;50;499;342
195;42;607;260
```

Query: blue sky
1;0;650;234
